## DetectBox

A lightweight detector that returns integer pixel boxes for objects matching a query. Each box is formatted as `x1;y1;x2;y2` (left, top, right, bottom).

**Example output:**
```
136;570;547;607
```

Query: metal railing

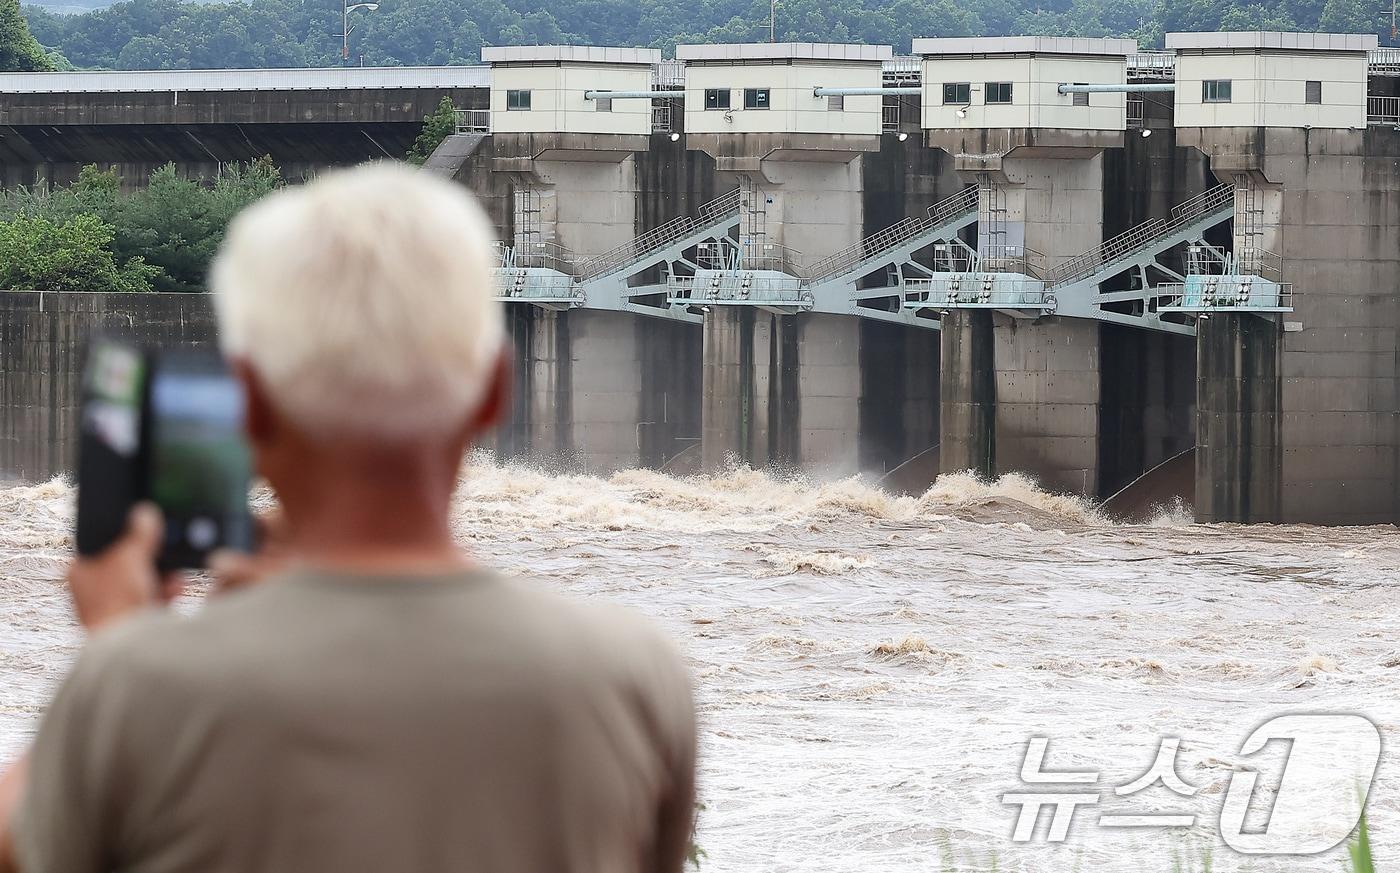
577;188;741;281
495;240;573;274
652;59;686;89
1048;183;1234;287
1368;95;1400;126
882;56;922;86
454;108;490;133
742;243;805;277
1236;247;1283;280
697;187;742;223
1154;281;1292;311
1127;51;1175;80
651;103;673;133
806;186;979;284
882;103;901;132
670;273;809;306
905;278;1051;310
495;270;580;302
1370;48;1400;76
1126;96;1145;129
980;244;1048;279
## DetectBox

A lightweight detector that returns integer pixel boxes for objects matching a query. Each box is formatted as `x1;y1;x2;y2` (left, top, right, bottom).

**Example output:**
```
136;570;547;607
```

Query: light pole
342;0;380;61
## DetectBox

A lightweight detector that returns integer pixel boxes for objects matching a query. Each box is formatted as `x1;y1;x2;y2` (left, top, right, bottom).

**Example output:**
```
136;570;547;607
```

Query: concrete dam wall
0;291;217;480
5;45;1400;524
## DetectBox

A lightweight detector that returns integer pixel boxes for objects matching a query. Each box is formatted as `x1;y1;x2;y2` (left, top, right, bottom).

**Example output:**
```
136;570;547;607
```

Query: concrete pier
1180;127;1400;523
1195;314;1281;523
499;307;701;472
701;308;799;471
701;309;939;475
484;129;711;473
923;143;1116;494
939;310;996;479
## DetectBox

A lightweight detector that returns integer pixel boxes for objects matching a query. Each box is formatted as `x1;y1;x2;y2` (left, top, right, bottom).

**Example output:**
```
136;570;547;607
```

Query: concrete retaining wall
0;290;217;480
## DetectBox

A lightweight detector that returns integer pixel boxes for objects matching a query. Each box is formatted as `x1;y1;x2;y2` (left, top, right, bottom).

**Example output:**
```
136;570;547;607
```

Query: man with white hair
0;162;697;873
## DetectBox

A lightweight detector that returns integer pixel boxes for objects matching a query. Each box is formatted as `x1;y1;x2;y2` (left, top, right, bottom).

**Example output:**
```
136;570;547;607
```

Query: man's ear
467;345;513;436
228;358;275;445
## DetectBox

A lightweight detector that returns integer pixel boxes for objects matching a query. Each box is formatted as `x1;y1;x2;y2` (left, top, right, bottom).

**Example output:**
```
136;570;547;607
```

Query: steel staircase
805;186;979;287
576;189;742;282
1047;183;1235;289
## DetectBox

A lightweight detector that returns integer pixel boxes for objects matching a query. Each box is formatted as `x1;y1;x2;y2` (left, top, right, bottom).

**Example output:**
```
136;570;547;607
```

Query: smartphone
76;339;254;570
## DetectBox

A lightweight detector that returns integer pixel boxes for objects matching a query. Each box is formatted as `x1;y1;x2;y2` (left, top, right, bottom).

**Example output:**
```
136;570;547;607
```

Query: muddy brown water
3;463;1398;871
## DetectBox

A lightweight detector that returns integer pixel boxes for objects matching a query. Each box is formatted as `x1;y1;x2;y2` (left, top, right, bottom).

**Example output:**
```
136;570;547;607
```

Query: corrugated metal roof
481;45;660;64
0;66;489;94
676;43;892;62
913;36;1138;56
1166;31;1378;52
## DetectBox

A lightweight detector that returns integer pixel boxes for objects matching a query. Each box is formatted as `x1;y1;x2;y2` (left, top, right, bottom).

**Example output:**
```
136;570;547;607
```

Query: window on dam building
942;82;970;104
1306;80;1323;104
506;89;532;111
1202;79;1232;103
985;82;1013;104
827;94;844;111
594;90;613;112
705;88;731;110
744;88;770;109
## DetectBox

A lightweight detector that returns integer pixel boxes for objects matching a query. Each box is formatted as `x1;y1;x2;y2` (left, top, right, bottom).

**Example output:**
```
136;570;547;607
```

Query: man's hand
66;503;184;633
207;509;290;596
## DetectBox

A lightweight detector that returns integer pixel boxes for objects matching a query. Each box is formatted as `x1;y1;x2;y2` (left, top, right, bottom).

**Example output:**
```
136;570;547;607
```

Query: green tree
0;159;284;294
18;0;1394;71
1;0;54;70
407;96;460;165
0;213;160;293
1318;0;1373;34
111;161;283;292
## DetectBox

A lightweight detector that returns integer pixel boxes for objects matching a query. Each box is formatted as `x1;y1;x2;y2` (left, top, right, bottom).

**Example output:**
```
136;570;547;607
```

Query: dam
2;33;1399;525
2;34;1399;873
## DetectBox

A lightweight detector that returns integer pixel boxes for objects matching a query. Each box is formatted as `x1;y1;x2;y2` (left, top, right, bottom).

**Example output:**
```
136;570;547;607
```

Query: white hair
211;162;503;442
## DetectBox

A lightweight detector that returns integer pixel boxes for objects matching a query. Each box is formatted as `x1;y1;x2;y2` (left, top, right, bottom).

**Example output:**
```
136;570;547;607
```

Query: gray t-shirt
15;570;696;873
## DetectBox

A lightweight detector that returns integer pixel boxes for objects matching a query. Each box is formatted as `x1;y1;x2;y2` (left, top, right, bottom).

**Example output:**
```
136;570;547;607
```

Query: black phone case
75;340;149;557
75;340;254;569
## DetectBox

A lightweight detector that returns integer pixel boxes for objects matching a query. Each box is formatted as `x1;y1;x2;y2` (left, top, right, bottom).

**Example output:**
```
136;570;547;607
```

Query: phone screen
75;342;148;556
147;364;253;564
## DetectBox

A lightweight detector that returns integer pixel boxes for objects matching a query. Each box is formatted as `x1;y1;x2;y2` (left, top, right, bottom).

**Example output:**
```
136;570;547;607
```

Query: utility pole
769;0;776;42
342;0;380;62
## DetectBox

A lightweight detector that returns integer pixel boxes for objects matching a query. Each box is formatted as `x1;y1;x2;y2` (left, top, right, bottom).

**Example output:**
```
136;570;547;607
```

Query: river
2;463;1398;871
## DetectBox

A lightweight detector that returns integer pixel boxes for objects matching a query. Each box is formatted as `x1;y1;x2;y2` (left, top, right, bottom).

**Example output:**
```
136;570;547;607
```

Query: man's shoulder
483;577;690;681
81;572;686;688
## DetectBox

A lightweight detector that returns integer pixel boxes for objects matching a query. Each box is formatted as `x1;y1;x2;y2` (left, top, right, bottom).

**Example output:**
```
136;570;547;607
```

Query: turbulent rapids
3;462;1400;871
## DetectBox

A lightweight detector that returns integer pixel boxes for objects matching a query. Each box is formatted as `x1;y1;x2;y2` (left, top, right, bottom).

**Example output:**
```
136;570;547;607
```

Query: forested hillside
16;0;1390;70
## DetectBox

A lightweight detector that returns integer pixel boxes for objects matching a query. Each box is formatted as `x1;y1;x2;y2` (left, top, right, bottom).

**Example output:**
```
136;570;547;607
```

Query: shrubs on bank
0;159;282;293
407;97;460;166
0;213;160;293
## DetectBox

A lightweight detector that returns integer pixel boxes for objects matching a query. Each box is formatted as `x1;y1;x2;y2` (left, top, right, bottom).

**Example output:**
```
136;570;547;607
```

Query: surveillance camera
956;107;968;119
1141;128;1152;138
896;132;909;142
669;132;681;142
